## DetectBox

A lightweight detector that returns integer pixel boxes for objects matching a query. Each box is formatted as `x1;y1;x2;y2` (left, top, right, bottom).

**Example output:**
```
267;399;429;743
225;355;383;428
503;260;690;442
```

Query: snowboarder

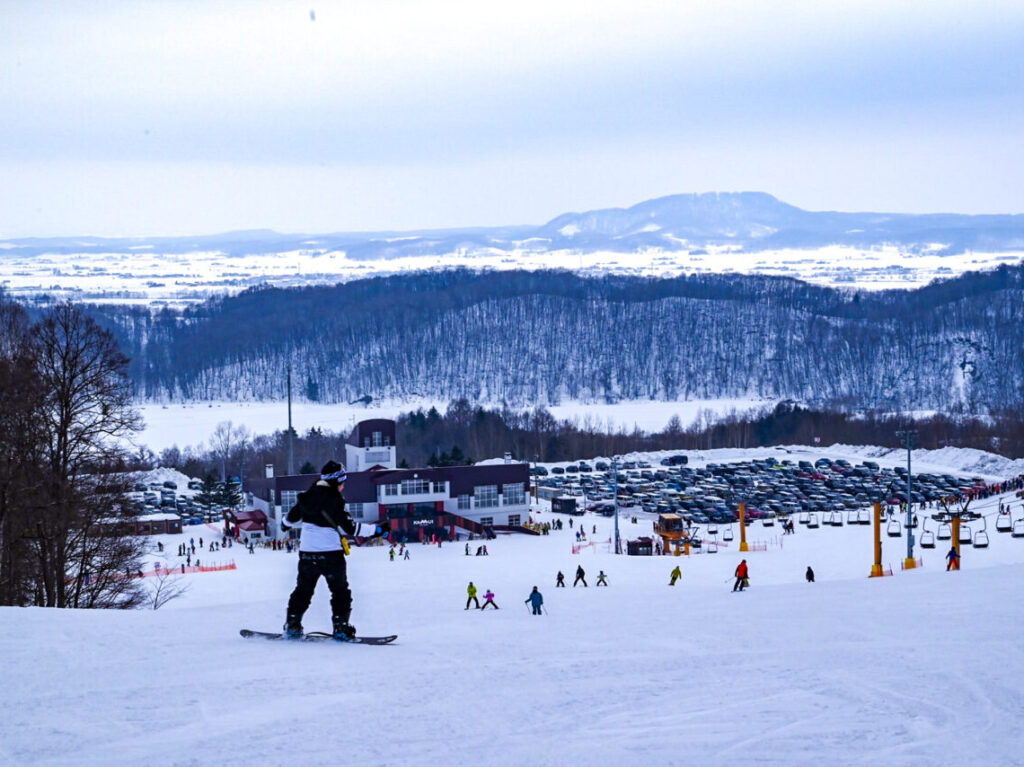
669;565;681;586
946;545;960;571
280;461;381;640
466;581;480;610
481;589;499;609
733;559;749;591
556;571;565;587
806;566;815;583
596;570;608;586
525;586;544;615
573;565;587;587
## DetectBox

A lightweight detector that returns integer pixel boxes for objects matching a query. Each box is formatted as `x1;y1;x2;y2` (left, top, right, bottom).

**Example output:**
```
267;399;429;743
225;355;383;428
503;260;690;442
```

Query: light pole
612;455;622;554
896;429;917;569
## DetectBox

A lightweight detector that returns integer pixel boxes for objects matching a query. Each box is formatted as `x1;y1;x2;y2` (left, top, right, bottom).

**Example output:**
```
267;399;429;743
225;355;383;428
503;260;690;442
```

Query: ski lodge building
247;419;531;542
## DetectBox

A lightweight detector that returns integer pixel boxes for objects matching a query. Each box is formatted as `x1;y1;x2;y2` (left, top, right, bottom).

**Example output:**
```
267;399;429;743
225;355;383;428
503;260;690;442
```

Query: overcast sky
2;0;1023;237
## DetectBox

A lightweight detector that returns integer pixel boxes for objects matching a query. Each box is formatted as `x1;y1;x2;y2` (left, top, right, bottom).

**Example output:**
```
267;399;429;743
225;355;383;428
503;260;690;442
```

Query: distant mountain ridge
5;192;1023;259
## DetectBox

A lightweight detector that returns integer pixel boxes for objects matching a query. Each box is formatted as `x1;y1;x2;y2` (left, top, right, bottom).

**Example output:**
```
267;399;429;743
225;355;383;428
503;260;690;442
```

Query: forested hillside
87;265;1024;413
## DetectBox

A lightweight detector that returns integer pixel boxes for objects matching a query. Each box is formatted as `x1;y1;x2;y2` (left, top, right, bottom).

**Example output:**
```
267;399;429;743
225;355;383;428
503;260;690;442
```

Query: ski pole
542;605;548;615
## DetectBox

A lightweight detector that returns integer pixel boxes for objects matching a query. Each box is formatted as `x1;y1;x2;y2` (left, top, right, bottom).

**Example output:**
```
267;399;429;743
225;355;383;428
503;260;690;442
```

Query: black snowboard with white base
240;629;397;645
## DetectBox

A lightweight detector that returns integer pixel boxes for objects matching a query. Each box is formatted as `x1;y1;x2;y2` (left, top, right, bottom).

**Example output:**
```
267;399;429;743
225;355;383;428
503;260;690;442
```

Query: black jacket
283;482;359;535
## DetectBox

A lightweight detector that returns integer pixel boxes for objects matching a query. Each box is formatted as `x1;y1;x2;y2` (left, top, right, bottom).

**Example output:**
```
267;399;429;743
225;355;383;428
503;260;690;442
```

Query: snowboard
240;629;397;645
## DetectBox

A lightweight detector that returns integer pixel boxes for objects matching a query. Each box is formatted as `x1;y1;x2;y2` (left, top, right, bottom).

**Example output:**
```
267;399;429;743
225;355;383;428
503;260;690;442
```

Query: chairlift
937;522;952;540
706;540;718;553
996;513;1012;533
886;518;902;538
958;525;972;545
973;530;989;549
798;511;810;525
707;523;718;535
920;518;936;549
807;513;820;529
857;509;871;525
832;510;844;527
846;510;858;525
1012;519;1024;538
722;526;734;542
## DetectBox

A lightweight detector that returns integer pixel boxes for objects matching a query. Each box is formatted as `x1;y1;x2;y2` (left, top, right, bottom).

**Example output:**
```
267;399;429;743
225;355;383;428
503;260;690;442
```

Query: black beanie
320;460;347;484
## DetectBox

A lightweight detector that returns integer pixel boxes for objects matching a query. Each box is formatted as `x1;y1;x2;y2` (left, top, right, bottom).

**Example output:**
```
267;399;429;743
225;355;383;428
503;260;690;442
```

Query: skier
403;548;410;560
669;565;681;586
806;566;815;583
574;565;587;587
280;461;381;640
466;581;480;610
481;589;499;609
525;586;544;615
596;570;608;586
733;559;749;592
946;545;960;571
556;571;566;587
389;547;396;561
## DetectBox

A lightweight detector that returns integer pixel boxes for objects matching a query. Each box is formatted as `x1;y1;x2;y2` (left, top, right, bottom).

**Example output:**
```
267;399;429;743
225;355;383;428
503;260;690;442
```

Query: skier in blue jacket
525;586;544;615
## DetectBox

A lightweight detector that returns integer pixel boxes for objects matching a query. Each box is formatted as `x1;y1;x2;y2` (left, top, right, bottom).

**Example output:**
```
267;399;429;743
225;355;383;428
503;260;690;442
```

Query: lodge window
432;481;446;493
479;517;494;526
347;502;363;518
402;478;430;495
383;484;399;497
508;514;521;526
474;485;498;508
502;483;525;505
458;495;471;510
282;491;298;512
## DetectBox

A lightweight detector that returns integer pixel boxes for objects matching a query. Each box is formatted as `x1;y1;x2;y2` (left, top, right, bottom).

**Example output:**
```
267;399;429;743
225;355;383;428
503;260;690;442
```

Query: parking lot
533;454;995;525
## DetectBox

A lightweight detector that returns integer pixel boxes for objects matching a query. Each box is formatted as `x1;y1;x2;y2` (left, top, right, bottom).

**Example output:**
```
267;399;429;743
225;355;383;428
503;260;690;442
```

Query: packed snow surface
3;448;1024;766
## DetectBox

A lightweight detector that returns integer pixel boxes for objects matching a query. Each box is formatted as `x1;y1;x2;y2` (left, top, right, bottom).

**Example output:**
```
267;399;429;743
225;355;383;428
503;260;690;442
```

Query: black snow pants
286;550;351;627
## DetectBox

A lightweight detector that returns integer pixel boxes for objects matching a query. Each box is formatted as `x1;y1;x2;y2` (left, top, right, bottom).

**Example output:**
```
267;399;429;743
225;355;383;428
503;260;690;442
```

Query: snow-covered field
3;447;1024;766
3;242;1022;307
134;398;775;453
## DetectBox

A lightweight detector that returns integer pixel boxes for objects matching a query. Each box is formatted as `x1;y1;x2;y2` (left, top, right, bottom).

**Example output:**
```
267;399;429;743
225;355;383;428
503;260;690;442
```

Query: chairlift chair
807;513;820;529
886;518;902;538
996;513;1013;533
762;516;775;527
706;540;718;553
937;522;952;540
707;523;718;535
846;509;858;525
973;530;989;549
857;509;871;525
798;511;810;525
722;526;734;542
958;525;972;545
1012;519;1024;538
832;510;844;527
920;519;936;549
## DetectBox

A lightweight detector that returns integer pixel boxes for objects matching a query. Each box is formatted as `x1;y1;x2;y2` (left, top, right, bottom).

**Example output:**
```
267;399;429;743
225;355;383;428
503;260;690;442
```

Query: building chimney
504;452;512;464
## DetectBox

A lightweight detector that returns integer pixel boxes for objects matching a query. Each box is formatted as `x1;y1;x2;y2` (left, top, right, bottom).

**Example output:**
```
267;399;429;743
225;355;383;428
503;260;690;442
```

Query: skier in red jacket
733;559;749;592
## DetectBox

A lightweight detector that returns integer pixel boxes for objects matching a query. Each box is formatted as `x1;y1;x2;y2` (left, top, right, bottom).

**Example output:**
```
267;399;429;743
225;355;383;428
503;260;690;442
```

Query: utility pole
896;429;917;569
287;362;294;475
612;456;621;554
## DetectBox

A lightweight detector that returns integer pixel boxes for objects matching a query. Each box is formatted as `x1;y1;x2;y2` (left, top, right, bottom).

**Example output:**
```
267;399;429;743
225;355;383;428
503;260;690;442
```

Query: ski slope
3;453;1024;766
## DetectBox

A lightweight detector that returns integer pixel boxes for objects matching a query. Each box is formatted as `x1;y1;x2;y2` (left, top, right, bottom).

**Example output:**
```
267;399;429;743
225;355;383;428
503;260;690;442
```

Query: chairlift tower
895;429;917;569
